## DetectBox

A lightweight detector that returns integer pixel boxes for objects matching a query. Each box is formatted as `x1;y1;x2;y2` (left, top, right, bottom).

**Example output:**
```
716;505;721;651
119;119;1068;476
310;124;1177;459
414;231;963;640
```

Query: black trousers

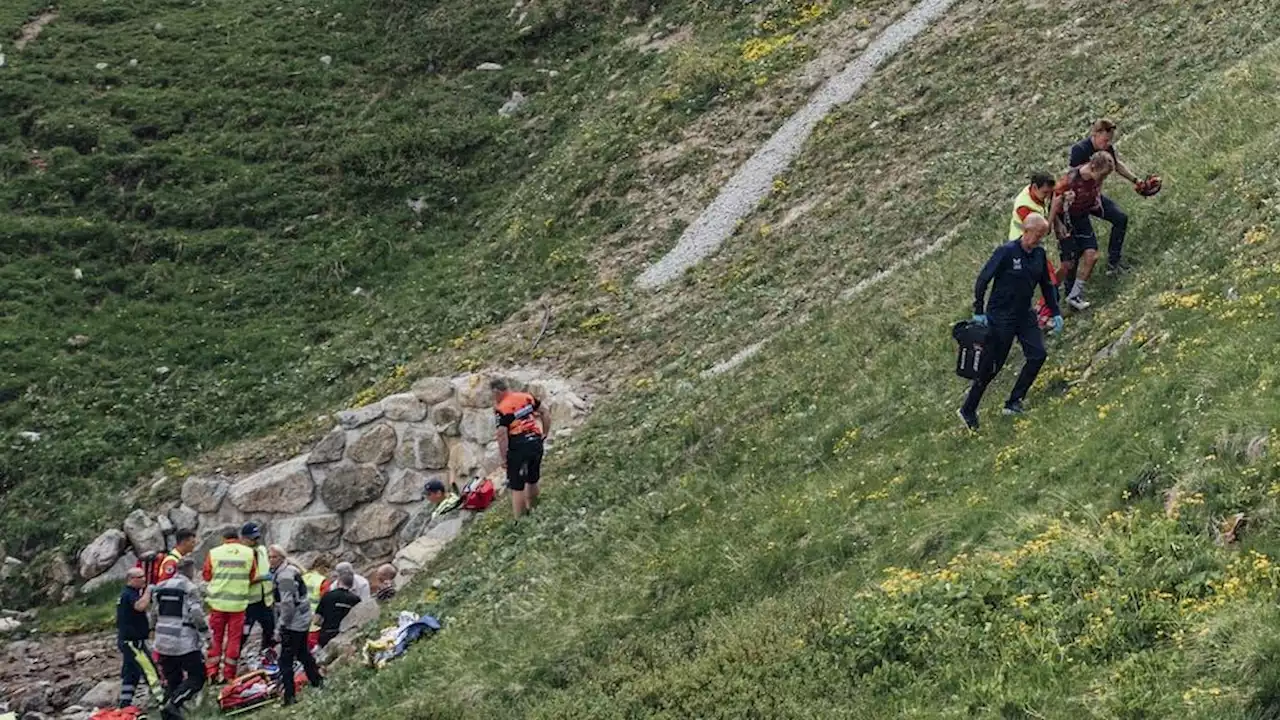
159;651;205;714
241;601;276;650
961;313;1046;414
1094;194;1129;266
278;629;323;702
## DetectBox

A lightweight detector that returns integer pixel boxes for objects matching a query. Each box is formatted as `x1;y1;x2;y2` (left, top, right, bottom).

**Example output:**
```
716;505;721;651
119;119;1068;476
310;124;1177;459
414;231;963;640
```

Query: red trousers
206;610;245;681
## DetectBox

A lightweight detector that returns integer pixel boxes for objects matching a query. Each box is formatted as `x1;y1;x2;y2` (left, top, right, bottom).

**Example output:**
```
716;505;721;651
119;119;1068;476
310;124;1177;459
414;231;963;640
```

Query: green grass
29;584;120;635
0;0;882;577
248;3;1280;718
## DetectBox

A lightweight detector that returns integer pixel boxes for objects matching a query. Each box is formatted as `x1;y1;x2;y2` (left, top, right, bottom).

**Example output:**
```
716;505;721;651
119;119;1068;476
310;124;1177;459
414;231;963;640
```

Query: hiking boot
1002;401;1026;416
1106;260;1135;276
1067;294;1092;311
957;408;979;432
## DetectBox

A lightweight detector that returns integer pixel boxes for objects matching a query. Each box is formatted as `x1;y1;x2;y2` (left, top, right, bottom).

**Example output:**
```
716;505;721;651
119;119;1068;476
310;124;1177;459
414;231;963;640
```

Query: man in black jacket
959;214;1062;430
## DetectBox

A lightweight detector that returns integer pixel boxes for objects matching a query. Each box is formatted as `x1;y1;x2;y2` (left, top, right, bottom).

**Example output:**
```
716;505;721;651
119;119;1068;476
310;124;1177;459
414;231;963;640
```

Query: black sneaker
1002;401;1025;416
957;408;979;432
1106;260;1134;276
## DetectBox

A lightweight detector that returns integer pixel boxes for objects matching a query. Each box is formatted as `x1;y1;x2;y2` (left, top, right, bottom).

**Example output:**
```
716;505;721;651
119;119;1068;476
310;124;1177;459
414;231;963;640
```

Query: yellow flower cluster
741;34;795;62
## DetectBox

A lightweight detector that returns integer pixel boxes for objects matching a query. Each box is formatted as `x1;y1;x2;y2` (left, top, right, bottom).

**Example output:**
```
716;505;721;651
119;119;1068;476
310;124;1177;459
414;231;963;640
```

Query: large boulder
320;463;386;512
450;442;485;481
410;377;454;406
430;401;462;436
78;529;126;580
272;514;342;552
307;426;346;464
548;391;589;432
339;598;380;633
385;468;439;504
347;423;397;465
343;503;408;545
123;509;165;555
355;537;397;562
399;507;431;543
167;505;199;533
381;393;426;422
180;476;228;513
81;552;137;594
45;553;75;587
454;373;491;408
394;516;465;586
397;428;448;470
336;403;383;430
190;525;238;569
227;456;314;514
459;409;494;444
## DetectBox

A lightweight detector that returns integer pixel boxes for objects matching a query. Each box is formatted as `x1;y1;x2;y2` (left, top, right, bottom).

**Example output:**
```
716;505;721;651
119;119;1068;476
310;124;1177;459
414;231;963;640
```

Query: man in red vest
491;378;552;519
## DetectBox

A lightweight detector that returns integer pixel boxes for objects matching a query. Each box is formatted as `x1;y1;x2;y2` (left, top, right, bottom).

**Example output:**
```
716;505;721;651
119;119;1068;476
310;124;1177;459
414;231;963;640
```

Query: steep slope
276;3;1280;719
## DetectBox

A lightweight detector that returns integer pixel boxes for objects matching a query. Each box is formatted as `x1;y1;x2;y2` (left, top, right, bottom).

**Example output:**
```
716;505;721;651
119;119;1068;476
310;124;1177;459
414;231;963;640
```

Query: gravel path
636;0;957;289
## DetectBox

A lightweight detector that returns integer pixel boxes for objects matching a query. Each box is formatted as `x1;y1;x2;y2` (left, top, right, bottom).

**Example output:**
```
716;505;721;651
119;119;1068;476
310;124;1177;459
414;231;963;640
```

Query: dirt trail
635;0;957;289
14;10;58;51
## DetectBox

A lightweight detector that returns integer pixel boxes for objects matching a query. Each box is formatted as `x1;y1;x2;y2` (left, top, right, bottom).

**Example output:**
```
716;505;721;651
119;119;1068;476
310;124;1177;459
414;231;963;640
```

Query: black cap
424;479;446;494
240;521;262;540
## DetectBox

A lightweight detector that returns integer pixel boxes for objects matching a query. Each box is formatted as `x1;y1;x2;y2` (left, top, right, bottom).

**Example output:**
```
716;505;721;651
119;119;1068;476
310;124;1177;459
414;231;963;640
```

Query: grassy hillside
0;0;883;569
262;2;1280;718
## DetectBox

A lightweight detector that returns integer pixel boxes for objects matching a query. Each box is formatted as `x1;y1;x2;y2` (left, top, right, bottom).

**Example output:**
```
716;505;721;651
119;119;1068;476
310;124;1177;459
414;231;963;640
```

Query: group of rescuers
959;118;1158;430
113;379;551;718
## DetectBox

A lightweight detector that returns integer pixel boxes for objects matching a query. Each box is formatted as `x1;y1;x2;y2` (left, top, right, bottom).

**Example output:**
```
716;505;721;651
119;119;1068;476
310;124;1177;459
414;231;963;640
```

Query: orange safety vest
495;392;542;438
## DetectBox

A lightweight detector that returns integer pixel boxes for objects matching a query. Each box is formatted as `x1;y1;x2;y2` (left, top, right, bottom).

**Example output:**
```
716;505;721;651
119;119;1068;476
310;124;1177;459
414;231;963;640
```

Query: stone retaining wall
73;371;589;589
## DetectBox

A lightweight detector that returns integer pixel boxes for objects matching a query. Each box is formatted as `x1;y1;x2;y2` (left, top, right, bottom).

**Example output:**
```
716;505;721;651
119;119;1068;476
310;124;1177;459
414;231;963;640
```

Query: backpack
459;477;495;511
952;320;990;380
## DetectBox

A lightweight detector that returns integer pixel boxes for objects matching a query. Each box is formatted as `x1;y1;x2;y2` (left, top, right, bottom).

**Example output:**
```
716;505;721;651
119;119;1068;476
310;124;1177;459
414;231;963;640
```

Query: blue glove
1051;315;1064;334
972;314;988;326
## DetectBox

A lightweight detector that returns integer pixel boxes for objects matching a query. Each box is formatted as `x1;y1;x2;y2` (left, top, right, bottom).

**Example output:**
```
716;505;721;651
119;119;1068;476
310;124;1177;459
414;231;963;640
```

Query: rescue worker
491;378;552;518
202;527;258;682
267;545;323;706
426;478;461;522
116;566;157;709
156;530;197;583
152;556;207;720
302;555;332;613
315;569;361;648
238;522;276;661
1068;118;1144;274
1008;172;1058;241
959;213;1062;430
1049;151;1115;310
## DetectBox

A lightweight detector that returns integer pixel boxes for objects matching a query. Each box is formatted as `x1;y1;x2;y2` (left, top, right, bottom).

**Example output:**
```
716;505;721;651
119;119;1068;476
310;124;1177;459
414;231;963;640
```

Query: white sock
1069;279;1086;299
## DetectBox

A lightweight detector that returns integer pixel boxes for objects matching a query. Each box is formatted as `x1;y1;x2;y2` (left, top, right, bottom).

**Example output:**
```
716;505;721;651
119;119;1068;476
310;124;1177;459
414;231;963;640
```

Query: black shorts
1060;214;1099;262
506;436;544;492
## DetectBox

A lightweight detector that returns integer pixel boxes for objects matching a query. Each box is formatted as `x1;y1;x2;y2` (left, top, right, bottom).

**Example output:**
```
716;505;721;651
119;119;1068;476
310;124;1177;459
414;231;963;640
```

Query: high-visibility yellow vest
1009;184;1048;241
302;572;326;611
247;545;274;607
206;542;253;612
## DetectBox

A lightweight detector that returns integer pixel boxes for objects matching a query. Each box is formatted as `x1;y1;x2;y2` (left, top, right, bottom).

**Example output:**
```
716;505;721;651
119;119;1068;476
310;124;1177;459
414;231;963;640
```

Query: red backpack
459;477;495;511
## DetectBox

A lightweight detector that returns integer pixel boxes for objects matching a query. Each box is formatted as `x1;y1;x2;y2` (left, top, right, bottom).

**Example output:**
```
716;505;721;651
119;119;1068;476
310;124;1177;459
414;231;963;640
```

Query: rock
180;476;229;513
2;556;23;580
320;463;386;512
381;393;426;422
320;54;332;65
18;431;42;442
0;617;20;633
339;598;380;632
50;680;93;710
122;509;165;555
476;62;503;71
347;423;397;465
483;442;502;475
336;403;384;430
272;514;342;552
73;650;96;663
81;553;136;594
78;530;125;580
393;517;465;586
46;554;74;587
398;507;431;543
397;428;449;470
78;680;118;709
450;442;485;481
343;503;408;544
227;456;314;513
12;682;52;714
384;468;438;504
498;91;527;117
454;374;492;408
66;335;90;348
430;401;462;435
308;426;347;464
459;409;494;444
167;505;198;533
355;537;397;562
6;639;36;661
157;513;174;535
410;377;454;405
61;586;77;603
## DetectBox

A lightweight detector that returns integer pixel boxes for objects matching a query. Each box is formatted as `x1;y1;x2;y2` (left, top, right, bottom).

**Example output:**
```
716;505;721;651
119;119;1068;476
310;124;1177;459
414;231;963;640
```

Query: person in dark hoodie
959;213;1062;431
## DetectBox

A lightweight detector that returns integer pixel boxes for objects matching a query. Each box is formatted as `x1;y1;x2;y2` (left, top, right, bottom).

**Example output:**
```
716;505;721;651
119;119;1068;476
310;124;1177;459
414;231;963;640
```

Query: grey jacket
151;575;207;657
274;564;313;633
